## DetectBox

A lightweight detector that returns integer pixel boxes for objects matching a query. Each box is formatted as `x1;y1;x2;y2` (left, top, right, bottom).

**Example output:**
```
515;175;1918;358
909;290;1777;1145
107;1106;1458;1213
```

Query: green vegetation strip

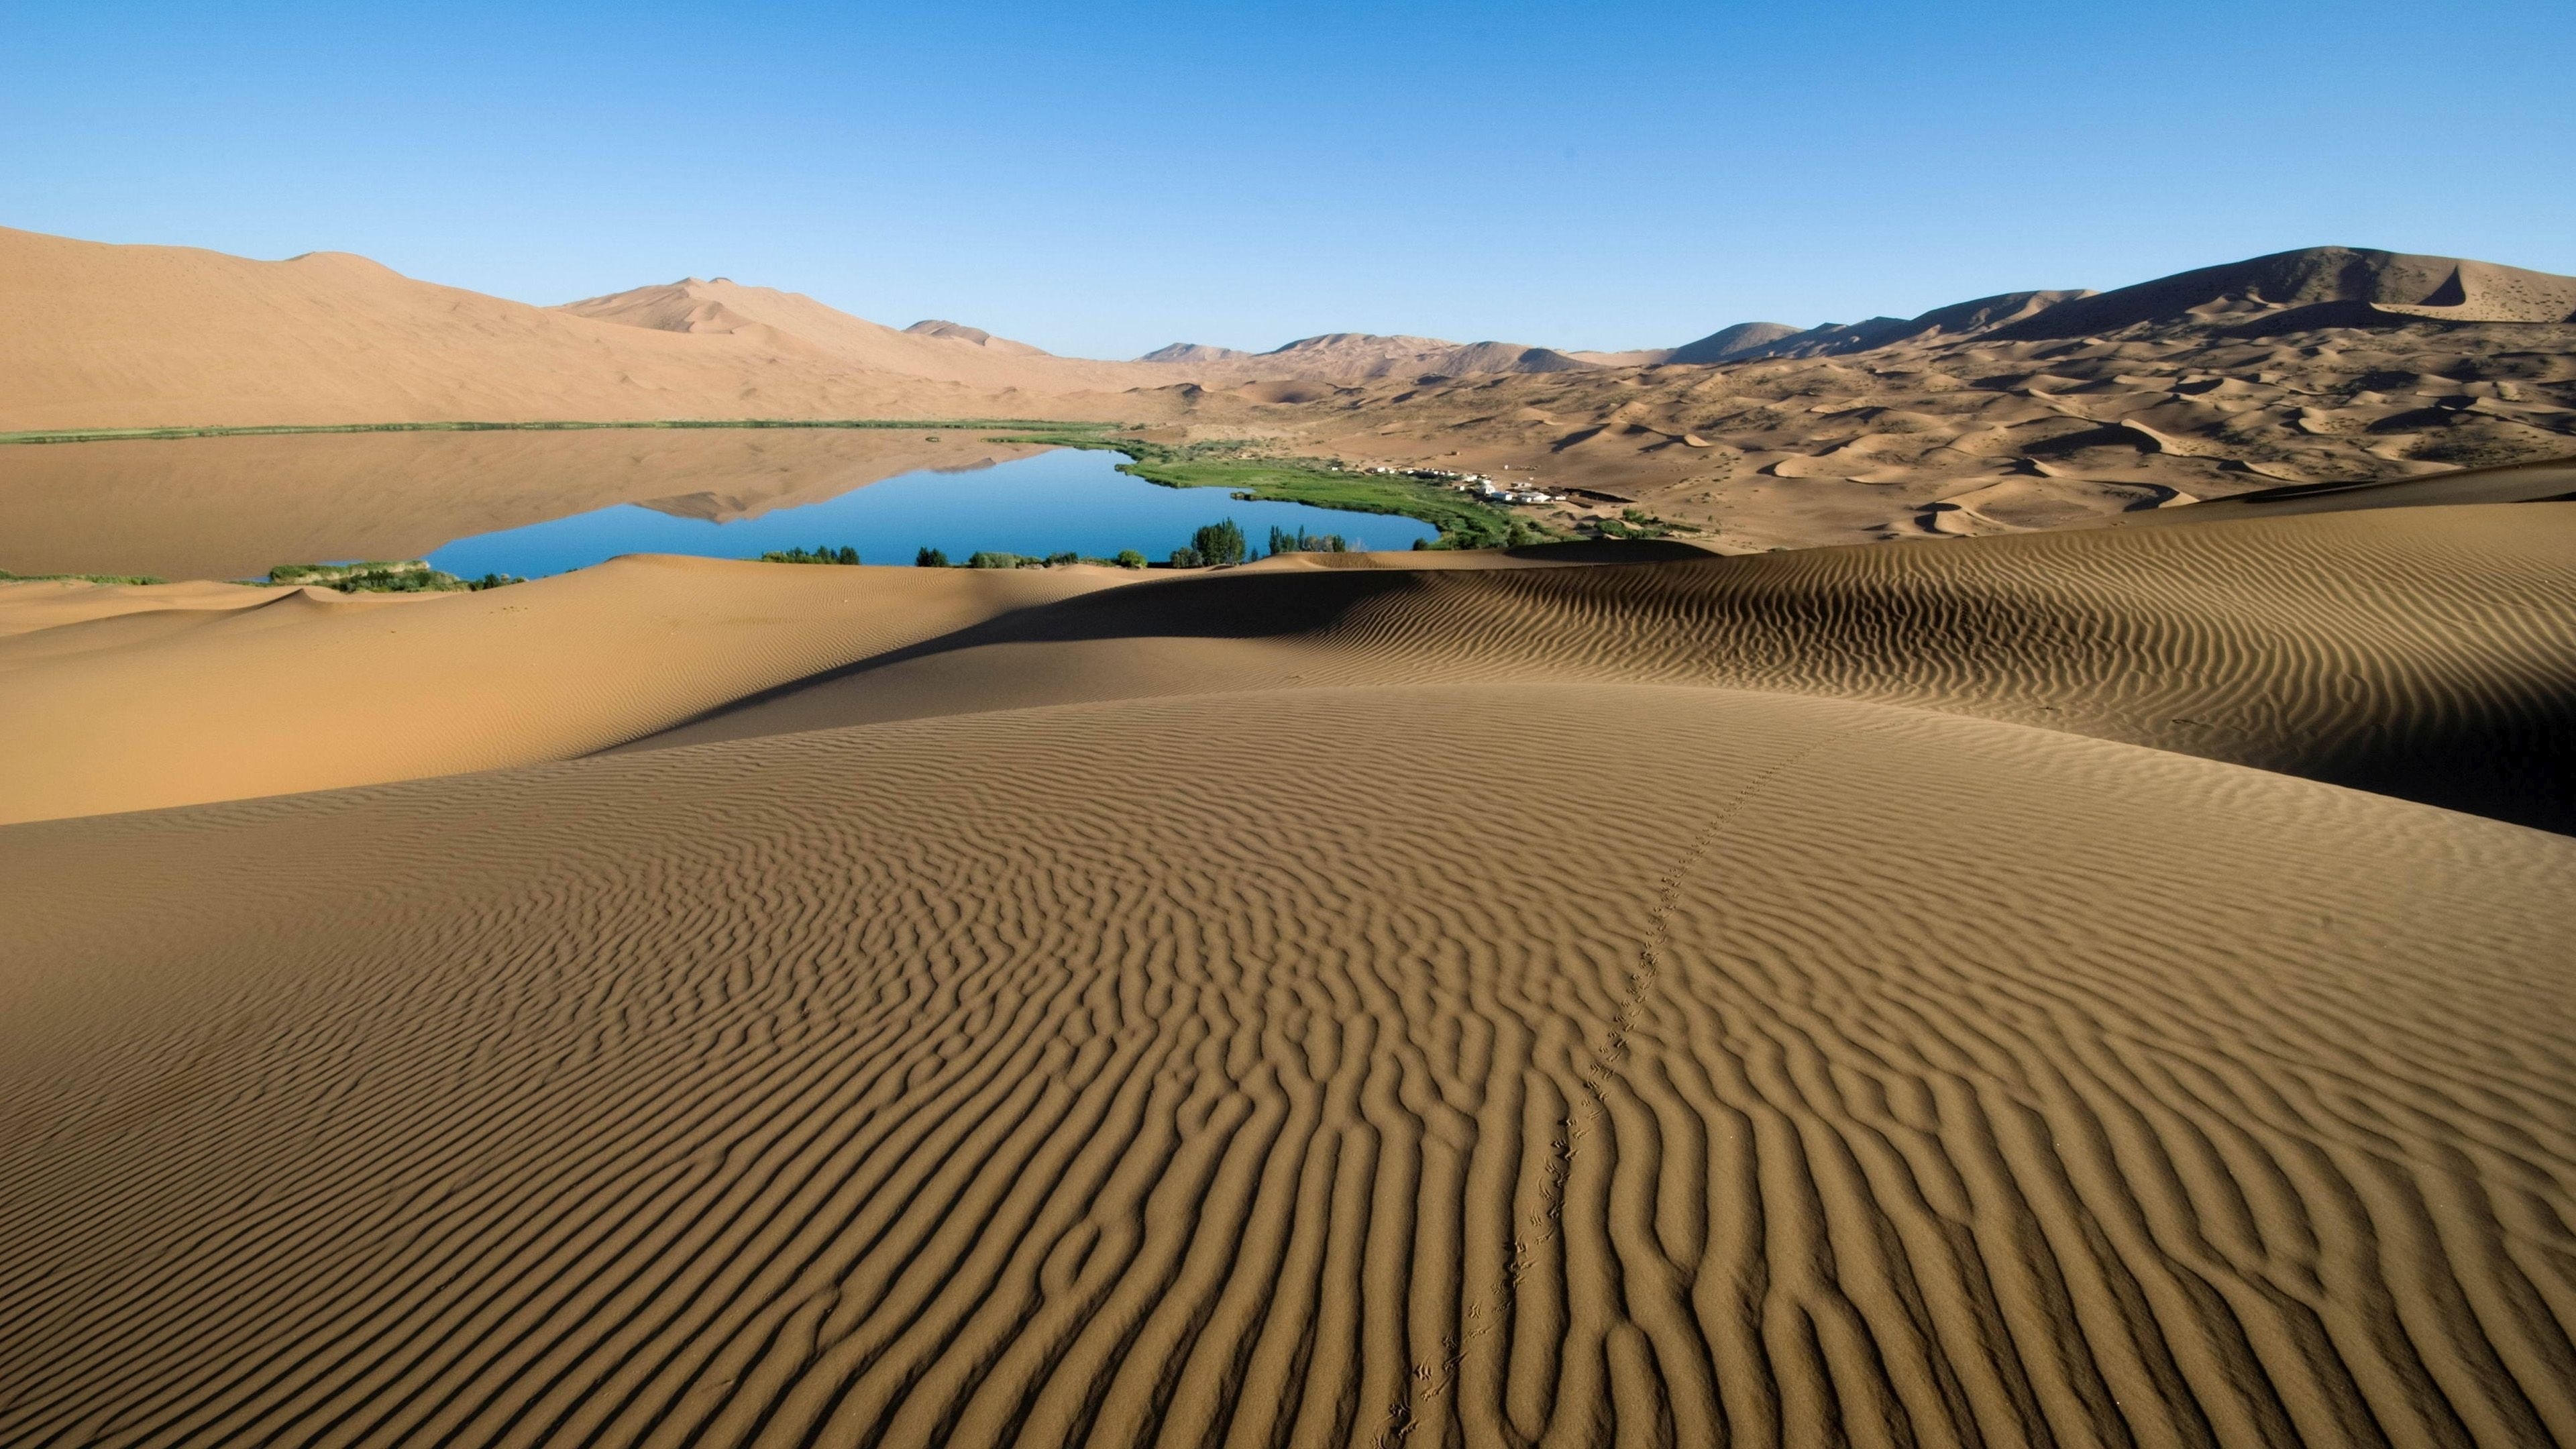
1006;435;1544;549
266;560;521;592
0;418;1126;447
0;568;166;586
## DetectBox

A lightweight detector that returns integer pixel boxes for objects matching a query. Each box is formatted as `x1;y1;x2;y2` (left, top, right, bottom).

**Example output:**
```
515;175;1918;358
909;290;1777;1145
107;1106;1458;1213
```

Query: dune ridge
8;500;2571;833
555;279;1165;394
627;502;2576;835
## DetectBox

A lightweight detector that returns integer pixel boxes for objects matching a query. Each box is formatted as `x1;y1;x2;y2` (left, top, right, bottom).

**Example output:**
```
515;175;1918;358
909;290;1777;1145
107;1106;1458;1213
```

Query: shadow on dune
628;508;2576;835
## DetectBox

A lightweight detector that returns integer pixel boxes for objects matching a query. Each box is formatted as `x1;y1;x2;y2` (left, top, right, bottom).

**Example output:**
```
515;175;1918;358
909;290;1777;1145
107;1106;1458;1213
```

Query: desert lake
427;444;1432;577
0;427;1432;582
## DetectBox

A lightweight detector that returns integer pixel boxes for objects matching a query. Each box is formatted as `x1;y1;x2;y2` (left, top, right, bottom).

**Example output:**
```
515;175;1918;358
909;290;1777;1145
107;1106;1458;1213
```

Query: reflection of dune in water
0;427;1053;580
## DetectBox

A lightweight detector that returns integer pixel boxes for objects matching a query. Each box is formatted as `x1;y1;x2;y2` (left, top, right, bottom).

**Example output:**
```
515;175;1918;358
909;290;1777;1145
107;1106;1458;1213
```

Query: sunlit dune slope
633;503;2576;834
0;557;1127;824
557;278;1167;394
3;684;2571;1448
0;227;1146;431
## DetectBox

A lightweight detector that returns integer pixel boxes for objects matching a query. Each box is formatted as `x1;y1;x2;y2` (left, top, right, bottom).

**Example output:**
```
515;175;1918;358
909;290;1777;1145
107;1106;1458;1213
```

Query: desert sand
5;470;2575;1446
5;223;2575;1446
0;556;1127;824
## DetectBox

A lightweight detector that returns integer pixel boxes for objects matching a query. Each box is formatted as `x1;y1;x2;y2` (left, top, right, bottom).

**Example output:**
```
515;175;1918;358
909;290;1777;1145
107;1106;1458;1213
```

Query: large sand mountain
5;481;2573;1446
556;277;1165;392
1992;246;2576;339
1646;248;2576;367
0;226;1123;431
0;225;1627;435
1699;287;2098;361
1661;320;1805;364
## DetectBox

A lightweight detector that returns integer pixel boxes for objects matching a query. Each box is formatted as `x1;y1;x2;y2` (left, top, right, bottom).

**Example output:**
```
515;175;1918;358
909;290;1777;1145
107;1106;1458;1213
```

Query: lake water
426;447;1434;578
0;431;1436;583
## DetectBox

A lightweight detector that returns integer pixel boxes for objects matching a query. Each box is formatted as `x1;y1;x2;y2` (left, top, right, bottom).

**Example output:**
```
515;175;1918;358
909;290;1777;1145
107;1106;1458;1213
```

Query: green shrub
916;546;950;567
264;559;477;593
1267;525;1348;555
1114;549;1146;570
1190;519;1247;566
758;545;860;565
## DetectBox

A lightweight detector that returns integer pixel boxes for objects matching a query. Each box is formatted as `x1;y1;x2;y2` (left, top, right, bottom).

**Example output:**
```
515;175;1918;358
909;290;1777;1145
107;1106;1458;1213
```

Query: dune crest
555;278;1157;392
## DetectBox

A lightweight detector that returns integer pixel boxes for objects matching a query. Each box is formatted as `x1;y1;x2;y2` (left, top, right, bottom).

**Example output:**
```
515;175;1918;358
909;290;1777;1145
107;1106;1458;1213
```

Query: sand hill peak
1989;246;2576;339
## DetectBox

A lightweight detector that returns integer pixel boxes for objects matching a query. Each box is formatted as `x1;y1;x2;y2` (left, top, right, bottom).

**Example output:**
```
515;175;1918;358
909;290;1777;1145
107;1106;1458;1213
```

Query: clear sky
5;1;2569;358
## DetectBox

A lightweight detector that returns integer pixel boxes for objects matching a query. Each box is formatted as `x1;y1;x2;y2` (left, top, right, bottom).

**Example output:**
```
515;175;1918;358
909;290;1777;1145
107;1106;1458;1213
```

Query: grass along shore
1004;434;1543;549
0;418;1128;447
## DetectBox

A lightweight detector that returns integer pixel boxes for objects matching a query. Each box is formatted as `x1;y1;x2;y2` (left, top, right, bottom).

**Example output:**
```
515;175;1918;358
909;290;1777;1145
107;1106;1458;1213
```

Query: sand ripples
6;685;2572;1447
647;506;2576;833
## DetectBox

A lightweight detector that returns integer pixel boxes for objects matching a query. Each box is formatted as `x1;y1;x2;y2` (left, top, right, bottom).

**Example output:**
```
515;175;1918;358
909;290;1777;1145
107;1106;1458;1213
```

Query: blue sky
5;1;2569;357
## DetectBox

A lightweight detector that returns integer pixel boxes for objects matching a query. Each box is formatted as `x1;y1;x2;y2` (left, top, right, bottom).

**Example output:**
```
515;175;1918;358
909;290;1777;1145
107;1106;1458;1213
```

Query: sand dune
10;495;2571;831
1196;249;2576;547
557;279;1166;394
903;319;1046;353
7;229;2576;1448
0;227;1158;432
0;557;1125;824
1143;331;1598;382
1234;316;2576;549
2103;453;2576;528
1994;247;2576;339
629;503;2576;834
5;679;2572;1448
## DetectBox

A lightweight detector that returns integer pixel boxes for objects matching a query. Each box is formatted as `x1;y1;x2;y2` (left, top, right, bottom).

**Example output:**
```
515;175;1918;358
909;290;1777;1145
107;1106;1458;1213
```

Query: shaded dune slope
635;504;2576;834
2104;454;2576;528
5;685;2573;1448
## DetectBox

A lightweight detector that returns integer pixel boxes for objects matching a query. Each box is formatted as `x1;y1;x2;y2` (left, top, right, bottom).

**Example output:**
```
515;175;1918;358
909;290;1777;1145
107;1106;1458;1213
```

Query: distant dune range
12;225;2570;554
5;504;2573;1444
1208;250;2576;549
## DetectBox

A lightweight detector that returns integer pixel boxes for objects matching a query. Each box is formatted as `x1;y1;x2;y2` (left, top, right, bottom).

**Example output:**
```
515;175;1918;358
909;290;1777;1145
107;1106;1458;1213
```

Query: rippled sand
3;498;2573;1447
